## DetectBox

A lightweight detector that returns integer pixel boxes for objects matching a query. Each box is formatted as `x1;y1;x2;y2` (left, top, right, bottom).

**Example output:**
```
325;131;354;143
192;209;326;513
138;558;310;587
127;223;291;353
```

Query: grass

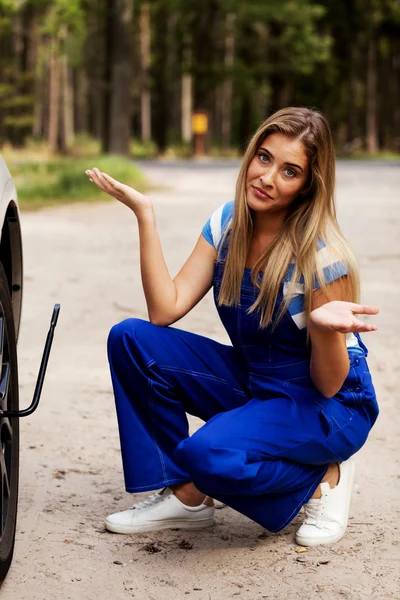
2;145;148;211
340;150;400;161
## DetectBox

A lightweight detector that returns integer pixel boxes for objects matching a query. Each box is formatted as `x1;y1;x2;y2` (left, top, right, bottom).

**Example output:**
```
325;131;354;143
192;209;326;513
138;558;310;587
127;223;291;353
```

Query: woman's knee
107;318;151;355
174;433;209;475
174;427;261;495
174;430;233;484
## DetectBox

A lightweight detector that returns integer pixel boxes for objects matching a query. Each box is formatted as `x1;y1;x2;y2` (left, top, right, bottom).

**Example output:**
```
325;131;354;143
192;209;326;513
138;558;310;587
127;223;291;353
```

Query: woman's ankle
311;463;340;499
170;482;208;507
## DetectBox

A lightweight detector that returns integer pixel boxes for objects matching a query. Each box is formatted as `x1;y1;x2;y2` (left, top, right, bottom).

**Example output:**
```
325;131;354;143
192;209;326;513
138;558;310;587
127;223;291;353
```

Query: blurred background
0;0;399;207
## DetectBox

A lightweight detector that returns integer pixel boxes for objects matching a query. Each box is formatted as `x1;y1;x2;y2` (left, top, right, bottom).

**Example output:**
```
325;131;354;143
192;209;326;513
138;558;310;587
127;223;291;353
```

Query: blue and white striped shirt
202;201;361;351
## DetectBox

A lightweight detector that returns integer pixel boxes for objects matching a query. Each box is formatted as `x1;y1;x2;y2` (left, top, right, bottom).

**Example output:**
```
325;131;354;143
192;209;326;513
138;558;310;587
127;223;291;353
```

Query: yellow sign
192;113;208;135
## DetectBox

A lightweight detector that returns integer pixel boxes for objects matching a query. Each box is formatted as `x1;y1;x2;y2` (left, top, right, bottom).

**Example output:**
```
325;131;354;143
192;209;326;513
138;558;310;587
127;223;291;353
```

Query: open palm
310;301;379;333
85;167;152;217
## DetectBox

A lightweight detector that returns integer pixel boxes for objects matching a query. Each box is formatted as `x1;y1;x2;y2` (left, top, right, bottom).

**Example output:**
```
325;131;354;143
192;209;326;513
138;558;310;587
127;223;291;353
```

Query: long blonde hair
218;106;359;328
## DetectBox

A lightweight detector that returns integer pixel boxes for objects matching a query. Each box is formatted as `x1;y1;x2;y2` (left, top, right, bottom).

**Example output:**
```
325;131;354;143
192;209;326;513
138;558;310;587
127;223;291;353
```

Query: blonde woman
85;107;379;546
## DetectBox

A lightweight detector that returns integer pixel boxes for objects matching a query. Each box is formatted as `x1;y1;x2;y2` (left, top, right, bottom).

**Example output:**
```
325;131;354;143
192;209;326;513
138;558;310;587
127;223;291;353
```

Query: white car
0;156;59;580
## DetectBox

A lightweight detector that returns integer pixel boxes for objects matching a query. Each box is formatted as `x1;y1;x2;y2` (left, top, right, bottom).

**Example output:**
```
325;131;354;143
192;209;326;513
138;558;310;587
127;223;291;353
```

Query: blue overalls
107;246;379;532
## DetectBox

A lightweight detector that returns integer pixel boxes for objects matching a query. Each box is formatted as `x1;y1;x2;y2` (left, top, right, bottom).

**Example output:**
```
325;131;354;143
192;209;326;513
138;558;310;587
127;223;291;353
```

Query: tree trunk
221;13;235;152
191;1;221;147
84;6;104;140
347;44;359;149
278;80;293;109
239;90;253;153
101;0;113;153
33;71;44;138
181;73;193;143
152;2;169;153
75;67;89;134
390;40;400;151
62;54;74;152
366;31;378;153
108;0;134;155
254;86;269;124
181;34;192;144
139;3;151;142
48;41;61;154
214;83;223;146
12;6;23;73
167;13;180;143
23;2;36;72
42;63;50;140
32;18;43;138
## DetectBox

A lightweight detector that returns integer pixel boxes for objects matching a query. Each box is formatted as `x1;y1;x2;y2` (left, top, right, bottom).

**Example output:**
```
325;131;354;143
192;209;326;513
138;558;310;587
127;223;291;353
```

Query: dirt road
2;161;399;599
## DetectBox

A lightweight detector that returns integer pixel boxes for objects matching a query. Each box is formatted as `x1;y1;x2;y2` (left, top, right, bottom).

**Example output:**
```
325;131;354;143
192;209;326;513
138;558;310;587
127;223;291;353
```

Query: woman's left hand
309;301;379;333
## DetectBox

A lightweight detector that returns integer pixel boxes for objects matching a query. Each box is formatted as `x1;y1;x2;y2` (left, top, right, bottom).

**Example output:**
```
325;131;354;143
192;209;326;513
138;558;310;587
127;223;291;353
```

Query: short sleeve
201;201;234;250
201;219;214;246
313;242;347;290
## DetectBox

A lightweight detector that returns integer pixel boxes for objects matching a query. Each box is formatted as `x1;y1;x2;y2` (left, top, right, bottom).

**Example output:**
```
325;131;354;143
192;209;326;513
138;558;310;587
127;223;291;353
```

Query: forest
0;0;399;158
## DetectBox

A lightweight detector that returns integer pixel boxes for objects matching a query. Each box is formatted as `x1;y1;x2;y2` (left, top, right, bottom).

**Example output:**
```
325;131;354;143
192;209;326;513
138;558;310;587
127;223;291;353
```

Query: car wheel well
0;202;23;339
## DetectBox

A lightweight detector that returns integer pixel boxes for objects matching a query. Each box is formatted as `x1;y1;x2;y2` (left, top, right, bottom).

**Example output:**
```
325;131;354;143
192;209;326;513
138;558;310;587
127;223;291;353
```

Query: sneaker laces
303;496;327;528
130;488;168;512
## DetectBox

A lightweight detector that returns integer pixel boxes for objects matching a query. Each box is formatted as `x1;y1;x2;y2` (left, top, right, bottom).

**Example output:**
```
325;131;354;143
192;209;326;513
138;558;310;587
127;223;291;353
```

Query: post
191;112;208;157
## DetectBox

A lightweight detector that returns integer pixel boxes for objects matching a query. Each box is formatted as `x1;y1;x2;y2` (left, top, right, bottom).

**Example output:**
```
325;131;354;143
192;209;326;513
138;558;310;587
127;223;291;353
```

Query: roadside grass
2;147;148;211
341;150;400;161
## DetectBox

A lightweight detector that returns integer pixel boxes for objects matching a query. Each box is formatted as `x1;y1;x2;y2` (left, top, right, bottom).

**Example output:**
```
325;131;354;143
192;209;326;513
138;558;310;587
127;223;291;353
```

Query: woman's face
246;132;310;215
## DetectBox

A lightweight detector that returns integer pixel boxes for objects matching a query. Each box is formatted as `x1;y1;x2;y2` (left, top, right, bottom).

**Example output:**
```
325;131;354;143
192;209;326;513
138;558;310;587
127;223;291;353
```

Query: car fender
0;156;23;339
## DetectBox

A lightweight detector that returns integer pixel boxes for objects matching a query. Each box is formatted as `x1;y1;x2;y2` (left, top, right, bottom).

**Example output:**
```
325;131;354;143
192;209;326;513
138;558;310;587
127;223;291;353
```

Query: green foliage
0;0;16;37
0;83;13;98
41;0;86;64
130;138;159;160
7;155;148;210
0;0;17;8
3;115;34;127
2;95;35;110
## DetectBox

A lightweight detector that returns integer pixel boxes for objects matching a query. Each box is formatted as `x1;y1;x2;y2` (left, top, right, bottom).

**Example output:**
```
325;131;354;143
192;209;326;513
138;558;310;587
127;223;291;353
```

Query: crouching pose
86;107;379;546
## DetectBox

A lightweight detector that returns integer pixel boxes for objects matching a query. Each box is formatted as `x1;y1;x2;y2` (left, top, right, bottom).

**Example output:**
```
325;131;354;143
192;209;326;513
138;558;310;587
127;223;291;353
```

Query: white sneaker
295;459;355;547
105;487;215;534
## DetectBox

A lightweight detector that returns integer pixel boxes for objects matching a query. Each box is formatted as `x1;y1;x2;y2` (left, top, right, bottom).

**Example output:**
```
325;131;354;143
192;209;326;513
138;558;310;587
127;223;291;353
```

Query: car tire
0;262;19;581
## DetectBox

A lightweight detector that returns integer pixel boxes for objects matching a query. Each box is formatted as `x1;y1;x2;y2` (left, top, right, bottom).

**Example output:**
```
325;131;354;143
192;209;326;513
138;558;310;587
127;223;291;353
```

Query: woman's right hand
85;167;153;220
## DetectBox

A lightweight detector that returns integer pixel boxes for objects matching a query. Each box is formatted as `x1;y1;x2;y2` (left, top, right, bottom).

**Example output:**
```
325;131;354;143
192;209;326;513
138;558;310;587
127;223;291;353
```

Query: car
0;155;59;581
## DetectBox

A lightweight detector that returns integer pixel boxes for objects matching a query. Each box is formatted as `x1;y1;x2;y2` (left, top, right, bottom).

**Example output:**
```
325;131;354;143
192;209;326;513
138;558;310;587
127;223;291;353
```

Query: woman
85;107;379;547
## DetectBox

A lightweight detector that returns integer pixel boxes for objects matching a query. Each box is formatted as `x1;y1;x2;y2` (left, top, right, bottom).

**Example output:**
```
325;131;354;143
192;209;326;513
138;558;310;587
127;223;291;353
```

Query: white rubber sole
295;528;347;547
104;516;215;534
